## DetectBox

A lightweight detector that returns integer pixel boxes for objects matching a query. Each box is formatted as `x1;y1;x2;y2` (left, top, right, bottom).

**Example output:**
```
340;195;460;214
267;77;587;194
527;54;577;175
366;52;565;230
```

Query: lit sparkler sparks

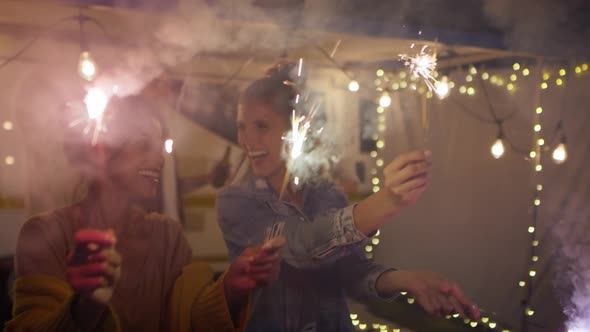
399;45;438;92
68;86;112;146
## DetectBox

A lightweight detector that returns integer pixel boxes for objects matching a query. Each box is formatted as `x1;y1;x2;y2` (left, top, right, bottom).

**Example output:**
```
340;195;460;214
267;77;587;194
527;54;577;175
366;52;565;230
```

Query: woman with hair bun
6;93;284;332
217;63;480;331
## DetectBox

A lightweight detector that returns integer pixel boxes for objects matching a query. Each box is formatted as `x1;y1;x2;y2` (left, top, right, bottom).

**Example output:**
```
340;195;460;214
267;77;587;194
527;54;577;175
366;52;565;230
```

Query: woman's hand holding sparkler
224;236;286;302
67;229;121;328
353;150;432;236
383;149;432;208
376;270;480;320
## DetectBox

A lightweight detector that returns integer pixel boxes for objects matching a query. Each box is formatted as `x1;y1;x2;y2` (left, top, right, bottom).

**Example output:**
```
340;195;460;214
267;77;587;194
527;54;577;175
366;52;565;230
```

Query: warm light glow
534;199;541;206
519;281;526;287
467;87;475;95
534;124;541;132
164;139;174;153
470;66;477;75
532;256;539;262
583;63;589;71
491;138;505;159
459;86;467;94
522;68;530;76
556;78;564;86
435;79;450;99
489;322;497;328
541;82;548;89
372;238;380;245
559;68;566;76
538;138;545;146
529;151;537;158
529;270;536;277
294;176;300;186
5;155;15;165
372;177;380;185
78;51;97;81
376;106;384;114
543;72;550;80
352;319;359;326
466;74;473;82
507;83;515;91
364;245;373;252
482;317;490;323
532;240;539;246
482;72;490;80
400;81;408;89
2;121;13;130
510;74;517;81
552;143;567;164
359;323;367;330
376;140;385;149
348;80;360;92
372;186;380;193
528;226;535;233
392;83;400;90
350;314;358;319
536;184;543;191
513;62;521;70
575;66;582;74
370;151;377;158
379;93;392;107
84;87;109;120
526;308;535;316
376;69;385;77
376;159;384;167
407;298;415;304
536;106;543;114
470;321;478;327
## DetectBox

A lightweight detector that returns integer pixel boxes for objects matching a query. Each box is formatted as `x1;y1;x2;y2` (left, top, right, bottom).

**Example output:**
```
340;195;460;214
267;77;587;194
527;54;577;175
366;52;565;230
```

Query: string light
4;155;15;165
348;80;360;92
491;125;505;159
2;121;13;130
379;92;392;107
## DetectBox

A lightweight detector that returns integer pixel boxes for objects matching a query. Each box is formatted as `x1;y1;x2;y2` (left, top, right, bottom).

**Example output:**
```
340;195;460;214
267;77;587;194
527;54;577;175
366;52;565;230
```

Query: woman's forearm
353;190;402;236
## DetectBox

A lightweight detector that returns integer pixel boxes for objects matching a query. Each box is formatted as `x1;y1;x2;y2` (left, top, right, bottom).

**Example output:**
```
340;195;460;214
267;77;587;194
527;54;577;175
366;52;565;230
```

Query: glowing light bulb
482;72;490;80
535;164;542;172
482;317;490;323
532;256;539;262
507;83;515;91
522;68;530;76
376;159;384;167
541;82;548;89
372;177;380;185
372;238;380;245
559;68;566;76
575;66;582;74
519;281;526;287
536;184;543;191
470;321;478;327
459;86;467;94
556;78;564;86
510;74;517;81
529;151;537;158
466;74;473;82
534;198;541;206
376;69;385;77
489;322;497;328
5;155;15;165
538;138;545;146
467;87;475;95
552;143;567;164
364;245;373;252
370;151;377;158
3;121;13;130
350;314;358;319
535;106;543;114
532;240;539;246
435;79;450;99
84;87;109;120
78;51;97;81
348;80;360;92
294;176;300;186
470;67;477;75
165;139;174;153
529;270;536;277
376;140;385;149
379;93;392;107
526;308;535;316
534;124;541;132
513;62;521;70
491;138;505;159
528;226;535;233
407;298;415;304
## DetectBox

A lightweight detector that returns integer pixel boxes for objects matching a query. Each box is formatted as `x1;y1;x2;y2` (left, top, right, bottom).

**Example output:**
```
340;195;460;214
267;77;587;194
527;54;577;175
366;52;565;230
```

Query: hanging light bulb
552;142;567;164
434;77;450;99
491;125;505;159
78;51;97;81
491;138;505;159
348;80;360;92
379;92;392;107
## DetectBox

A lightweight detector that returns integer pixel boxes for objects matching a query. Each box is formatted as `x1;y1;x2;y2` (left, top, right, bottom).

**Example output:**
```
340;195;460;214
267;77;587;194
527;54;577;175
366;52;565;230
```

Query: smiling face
237;101;288;178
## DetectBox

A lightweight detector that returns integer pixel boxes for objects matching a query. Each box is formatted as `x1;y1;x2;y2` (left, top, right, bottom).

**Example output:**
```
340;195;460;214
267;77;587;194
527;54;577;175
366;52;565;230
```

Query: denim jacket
216;174;394;332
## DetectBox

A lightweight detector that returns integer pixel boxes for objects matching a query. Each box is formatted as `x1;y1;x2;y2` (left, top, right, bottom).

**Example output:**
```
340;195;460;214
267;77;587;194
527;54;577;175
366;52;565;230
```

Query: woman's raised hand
383;149;432;208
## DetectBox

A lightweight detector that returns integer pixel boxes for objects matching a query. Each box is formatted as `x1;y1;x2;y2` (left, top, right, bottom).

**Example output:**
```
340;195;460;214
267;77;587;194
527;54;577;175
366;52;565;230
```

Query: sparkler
68;86;112;146
399;45;438;92
278;58;326;201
